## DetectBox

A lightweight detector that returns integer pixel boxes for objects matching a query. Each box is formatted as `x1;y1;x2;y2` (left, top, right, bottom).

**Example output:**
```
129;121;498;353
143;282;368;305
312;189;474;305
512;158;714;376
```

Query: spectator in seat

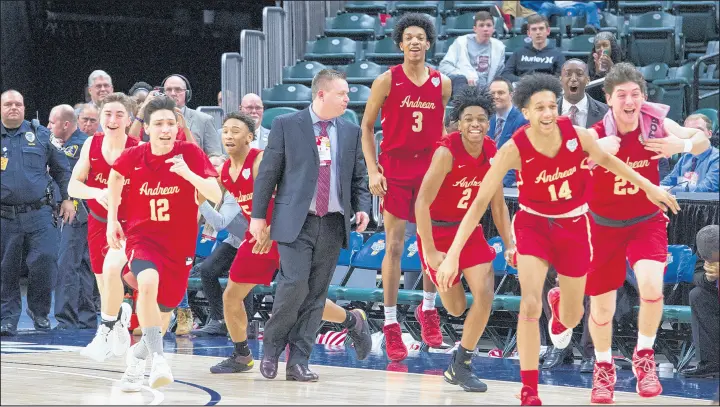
559;59;608;127
77;103;100;137
681;225;719;379
240;93;269;150
87;70;113;107
661;114;719;193
128;81;152;107
501;1;536;28
487;77;528;187
588;32;622;81
500;14;565;83
531;1;601;33
439;11;506;97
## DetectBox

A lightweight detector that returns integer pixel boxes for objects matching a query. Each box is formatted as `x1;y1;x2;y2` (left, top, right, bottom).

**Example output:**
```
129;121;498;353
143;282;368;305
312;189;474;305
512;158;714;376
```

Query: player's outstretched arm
576;126;680;214
447;141;520;260
361;72;391;196
414;146;453;269
68;136;106;204
642;118;711;160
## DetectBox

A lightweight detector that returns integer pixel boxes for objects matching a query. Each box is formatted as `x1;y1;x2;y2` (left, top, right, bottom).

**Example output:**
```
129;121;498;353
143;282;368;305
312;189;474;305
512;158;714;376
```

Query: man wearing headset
134;74;222;158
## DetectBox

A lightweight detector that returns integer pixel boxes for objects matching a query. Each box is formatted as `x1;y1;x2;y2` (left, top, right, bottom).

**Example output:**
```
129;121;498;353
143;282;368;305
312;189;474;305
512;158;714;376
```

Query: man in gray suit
558;59;609;128
249;69;371;381
163;74;223;157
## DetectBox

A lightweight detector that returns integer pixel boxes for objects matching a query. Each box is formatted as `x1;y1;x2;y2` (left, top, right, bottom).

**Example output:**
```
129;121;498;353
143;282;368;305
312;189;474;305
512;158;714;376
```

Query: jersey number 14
548;180;572;201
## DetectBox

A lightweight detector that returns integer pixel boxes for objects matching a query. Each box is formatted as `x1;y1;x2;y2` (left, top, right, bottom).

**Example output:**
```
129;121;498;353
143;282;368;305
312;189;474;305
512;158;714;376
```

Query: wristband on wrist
683;139;692;153
135;117;144;124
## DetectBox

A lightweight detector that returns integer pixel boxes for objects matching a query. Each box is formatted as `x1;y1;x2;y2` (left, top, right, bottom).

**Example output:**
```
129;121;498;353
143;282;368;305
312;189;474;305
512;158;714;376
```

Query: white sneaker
113;303;132;357
149;353;174;389
119;343;146;393
80;324;115;362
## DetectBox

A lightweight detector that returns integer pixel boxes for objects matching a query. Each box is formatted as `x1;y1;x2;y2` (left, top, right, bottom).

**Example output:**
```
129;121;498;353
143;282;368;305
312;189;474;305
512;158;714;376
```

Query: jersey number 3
412;112;423;132
548;180;572;201
150;198;170;221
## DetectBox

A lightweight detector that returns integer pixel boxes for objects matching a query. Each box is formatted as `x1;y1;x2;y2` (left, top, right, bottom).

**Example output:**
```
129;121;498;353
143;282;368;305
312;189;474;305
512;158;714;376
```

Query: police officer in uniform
0;90;75;336
48;104;96;330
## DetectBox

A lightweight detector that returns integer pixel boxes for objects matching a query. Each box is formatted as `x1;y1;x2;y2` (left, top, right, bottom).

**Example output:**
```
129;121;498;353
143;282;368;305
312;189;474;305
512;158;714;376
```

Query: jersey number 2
412;112;423;132
150;198;170;221
457;188;472;209
548;180;572;201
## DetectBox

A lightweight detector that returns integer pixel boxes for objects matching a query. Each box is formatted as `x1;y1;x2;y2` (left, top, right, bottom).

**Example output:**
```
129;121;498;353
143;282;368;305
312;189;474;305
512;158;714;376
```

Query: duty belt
590;210;659;228
0;198;50;214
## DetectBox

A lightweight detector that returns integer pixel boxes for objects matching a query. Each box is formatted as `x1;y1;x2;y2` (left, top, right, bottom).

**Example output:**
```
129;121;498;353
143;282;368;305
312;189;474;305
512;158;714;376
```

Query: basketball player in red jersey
436;74;679;405
106;95;221;390
69;92;138;362
208;113;372;375
360;13;452;361
415;87;514;392
580;63;711;403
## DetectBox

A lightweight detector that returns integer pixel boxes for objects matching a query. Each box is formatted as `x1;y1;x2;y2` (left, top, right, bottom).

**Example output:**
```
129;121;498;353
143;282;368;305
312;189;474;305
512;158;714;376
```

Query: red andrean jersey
430;132;497;222
220;148;275;223
514;116;588;216
113;141;218;258
589;121;660;220
85;134;139;220
380;65;445;156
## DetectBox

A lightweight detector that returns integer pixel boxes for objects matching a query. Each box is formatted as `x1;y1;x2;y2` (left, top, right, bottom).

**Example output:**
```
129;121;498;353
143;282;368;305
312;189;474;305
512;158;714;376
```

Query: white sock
595;349;612;364
637;334;656;351
422;291;437;311
101;312;117;322
384;306;397;326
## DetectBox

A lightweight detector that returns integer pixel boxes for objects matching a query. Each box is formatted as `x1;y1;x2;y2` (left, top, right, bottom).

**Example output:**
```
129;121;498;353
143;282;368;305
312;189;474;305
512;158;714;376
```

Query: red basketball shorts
125;238;193;309
87;217;107;275
512;209;593;278
586;212;669;296
418;224;496;287
378;151;432;222
228;231;280;286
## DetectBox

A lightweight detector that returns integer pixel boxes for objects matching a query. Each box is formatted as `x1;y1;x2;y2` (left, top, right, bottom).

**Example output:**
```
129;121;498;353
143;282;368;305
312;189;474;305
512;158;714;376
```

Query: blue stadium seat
341;60;387;85
261;84;312;109
347;84;371;110
364;37;404;65
378;14;440;38
393;1;441;16
339;232;386;289
645;82;667;104
502;35;532;60
344;1;388;14
560;34;596;62
625;11;684;66
337;231;365;267
261;107;299;130
618;1;665;14
444;13;505;38
638;62;670;82
446;1;502;18
400;235;422;273
664;245;697;284
195;229;229;260
324;13;378;41
304;37;359;65
282;60;328;86
340;109;359;125
431;37;456;62
670;1;719;52
487;236;507;275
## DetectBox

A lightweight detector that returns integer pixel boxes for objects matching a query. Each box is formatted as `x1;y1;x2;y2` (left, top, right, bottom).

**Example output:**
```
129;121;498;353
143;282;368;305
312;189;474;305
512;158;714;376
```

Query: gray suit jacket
183;106;222;157
558;94;609;127
251;107;371;248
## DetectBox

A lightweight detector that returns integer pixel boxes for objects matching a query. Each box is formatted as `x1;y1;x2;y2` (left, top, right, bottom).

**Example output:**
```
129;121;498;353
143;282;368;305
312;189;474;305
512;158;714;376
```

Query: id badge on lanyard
317;136;331;167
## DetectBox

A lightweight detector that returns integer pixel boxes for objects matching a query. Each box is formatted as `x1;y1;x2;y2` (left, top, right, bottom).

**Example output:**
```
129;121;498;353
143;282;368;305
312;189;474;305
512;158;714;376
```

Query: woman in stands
208;113;372;375
436;73;679;405
588;32;622;80
414;86;515;392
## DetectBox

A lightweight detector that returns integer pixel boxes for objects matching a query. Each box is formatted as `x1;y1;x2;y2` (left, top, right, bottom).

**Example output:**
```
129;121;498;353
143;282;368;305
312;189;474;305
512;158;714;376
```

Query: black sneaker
210;352;254;373
0;323;17;337
443;350;488;392
346;309;372;361
191;319;228;337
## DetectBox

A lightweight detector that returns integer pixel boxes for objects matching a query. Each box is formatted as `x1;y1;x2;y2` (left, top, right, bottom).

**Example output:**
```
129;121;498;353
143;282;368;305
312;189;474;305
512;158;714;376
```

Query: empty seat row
343;1;503;17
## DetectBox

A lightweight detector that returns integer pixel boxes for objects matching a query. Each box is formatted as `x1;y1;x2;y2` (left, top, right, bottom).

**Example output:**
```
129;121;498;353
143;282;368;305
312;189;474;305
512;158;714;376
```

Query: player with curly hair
415;86;514;392
436;73;679;405
360;12;452;362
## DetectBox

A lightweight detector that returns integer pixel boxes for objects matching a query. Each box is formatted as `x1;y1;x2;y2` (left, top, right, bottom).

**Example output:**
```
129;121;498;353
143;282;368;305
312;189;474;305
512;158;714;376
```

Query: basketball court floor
2;323;718;405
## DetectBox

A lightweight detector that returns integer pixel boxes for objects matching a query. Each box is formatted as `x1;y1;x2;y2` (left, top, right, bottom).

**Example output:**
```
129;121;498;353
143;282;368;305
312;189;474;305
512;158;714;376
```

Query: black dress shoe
541;346;574;370
26;309;50;331
0;323;17;336
681;362;720;379
580;356;595;373
347;309;372;361
260;355;279;379
286;364;319;382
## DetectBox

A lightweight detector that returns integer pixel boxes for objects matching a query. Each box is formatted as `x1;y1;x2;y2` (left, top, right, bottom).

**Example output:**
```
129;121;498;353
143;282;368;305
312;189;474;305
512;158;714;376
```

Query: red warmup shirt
220;148;275;224
85;133;139;220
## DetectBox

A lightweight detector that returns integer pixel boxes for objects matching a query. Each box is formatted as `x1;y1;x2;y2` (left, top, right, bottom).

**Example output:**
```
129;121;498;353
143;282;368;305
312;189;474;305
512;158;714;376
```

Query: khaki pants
502;0;536;18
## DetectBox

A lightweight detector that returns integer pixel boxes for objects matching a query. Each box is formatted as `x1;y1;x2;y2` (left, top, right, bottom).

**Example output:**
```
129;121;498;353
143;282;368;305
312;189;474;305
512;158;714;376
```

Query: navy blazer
489;106;528;187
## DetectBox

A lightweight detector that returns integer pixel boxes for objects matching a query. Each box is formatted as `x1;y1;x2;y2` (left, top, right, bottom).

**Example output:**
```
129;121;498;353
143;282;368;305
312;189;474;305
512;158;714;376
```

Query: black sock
341;310;357;329
234;340;251;357
455;345;474;365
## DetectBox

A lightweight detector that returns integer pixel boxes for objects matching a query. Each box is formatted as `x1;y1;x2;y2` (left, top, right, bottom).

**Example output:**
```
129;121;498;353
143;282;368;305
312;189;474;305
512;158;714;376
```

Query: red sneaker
518;385;543;406
590;362;616;404
547;287;572;349
383;323;408;362
414;306;443;348
632;348;663;397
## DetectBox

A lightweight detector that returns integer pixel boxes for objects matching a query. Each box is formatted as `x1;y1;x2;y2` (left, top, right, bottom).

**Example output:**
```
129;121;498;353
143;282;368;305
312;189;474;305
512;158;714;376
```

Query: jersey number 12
150;198;170;221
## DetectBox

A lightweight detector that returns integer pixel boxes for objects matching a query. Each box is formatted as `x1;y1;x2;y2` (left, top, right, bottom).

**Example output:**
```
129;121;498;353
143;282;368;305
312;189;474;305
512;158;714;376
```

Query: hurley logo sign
520;55;555;64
